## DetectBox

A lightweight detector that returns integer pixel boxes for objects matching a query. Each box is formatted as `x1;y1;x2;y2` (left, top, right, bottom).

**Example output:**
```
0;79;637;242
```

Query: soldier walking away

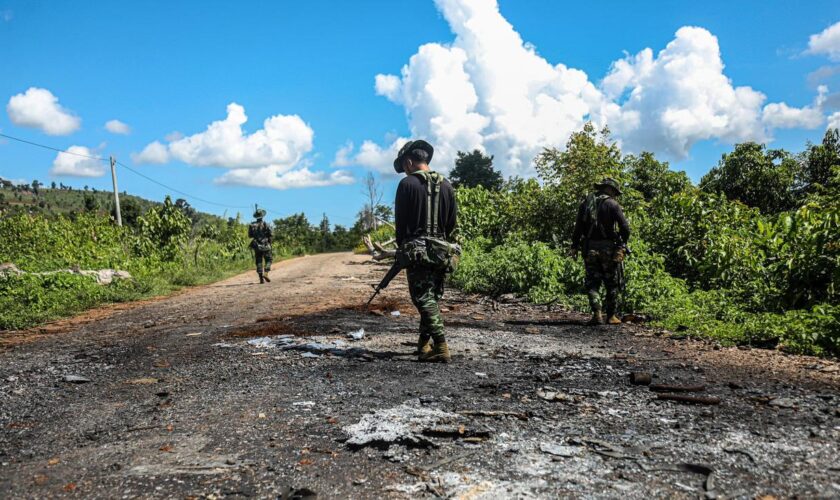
571;178;631;326
249;208;273;284
394;140;460;363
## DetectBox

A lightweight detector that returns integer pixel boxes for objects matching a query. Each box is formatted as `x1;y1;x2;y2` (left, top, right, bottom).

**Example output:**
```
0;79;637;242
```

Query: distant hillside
0;178;239;227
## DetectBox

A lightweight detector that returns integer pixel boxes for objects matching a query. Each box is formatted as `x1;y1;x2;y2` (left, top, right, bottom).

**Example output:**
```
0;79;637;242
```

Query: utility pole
110;156;122;226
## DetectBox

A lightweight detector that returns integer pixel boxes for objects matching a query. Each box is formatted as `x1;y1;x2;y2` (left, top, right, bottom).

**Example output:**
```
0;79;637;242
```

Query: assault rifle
617;240;631;314
366;260;405;306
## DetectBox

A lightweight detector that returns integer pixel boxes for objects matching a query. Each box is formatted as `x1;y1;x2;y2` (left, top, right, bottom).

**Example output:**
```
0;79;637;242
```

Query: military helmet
594;177;622;196
254;208;266;219
393;139;434;173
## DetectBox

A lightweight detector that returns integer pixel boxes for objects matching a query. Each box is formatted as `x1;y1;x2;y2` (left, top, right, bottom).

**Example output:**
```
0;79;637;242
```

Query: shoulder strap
410;171;444;237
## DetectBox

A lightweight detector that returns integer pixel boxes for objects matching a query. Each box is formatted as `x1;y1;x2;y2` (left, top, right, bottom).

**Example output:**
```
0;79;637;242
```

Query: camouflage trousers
406;265;447;344
255;249;272;274
584;243;621;316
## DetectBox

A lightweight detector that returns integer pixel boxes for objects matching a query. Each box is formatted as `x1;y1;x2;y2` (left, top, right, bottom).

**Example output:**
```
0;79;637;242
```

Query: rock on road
1;252;839;499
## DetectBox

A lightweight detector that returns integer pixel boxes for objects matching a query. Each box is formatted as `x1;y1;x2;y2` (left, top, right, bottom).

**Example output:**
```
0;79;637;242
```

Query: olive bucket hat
594;177;622;196
393;140;434;173
254;208;266;219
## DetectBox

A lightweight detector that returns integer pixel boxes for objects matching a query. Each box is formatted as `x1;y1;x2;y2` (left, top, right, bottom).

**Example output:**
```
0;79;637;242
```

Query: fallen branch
656;393;721;405
363;234;396;261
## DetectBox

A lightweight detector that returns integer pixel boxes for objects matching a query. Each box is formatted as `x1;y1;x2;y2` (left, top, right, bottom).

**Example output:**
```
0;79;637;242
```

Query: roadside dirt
1;252;838;499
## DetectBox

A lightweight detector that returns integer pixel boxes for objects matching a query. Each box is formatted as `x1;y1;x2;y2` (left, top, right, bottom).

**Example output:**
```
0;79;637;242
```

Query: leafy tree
174;198;199;225
112;197;142;226
135;196;192;260
450;150;503;191
51;181;57;190
374;204;393;225
533;123;625;242
700;142;800;214
536;123;622;187
624;152;691;201
83;193;99;212
802;128;840;192
274;213;318;254
32;180;41;195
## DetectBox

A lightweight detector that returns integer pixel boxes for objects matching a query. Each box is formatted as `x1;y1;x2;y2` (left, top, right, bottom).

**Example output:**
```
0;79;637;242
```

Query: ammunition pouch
251;239;271;252
399;237;461;273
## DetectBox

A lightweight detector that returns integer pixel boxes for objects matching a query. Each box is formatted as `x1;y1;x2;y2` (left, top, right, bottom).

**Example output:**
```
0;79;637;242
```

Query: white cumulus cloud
761;86;826;129
105;119;131;135
216;165;354;190
339;0;825;176
133;103;313;169
807;21;840;61
133;103;346;190
50;146;106;177
828;111;840;131
131;141;169;164
604;26;772;157
6;87;81;136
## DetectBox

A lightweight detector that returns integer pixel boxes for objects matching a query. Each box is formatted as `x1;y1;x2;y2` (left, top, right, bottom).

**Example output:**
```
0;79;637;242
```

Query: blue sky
1;0;839;225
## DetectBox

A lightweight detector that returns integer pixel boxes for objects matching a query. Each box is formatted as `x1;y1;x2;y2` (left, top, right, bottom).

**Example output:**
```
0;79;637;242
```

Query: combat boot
607;314;622;325
419;341;451;363
258;273;265;284
587;310;604;326
417;335;432;356
263;272;271;283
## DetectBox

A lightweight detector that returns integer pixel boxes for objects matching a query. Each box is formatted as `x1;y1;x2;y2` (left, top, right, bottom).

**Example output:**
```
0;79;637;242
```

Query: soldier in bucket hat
393;140;460;362
571;178;631;325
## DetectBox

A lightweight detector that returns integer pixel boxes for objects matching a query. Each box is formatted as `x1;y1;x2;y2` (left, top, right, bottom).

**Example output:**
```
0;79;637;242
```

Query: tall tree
83;193;99;212
802;128;840;192
624;152;691;201
449;150;503;190
700;142;800;214
361;172;383;231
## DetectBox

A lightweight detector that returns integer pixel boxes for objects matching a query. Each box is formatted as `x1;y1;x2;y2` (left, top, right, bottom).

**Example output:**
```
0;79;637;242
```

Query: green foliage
802;128;840;192
450;150;503;191
454;126;840;356
700;143;800;214
134;196;192;260
0;193;261;330
624;152;691;201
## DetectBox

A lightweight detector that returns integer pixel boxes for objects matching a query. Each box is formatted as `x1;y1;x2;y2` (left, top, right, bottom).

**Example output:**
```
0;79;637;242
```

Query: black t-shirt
571;195;631;249
394;173;457;246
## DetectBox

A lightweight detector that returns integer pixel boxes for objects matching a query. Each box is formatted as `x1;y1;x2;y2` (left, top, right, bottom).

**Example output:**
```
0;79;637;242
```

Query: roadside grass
0;256;254;331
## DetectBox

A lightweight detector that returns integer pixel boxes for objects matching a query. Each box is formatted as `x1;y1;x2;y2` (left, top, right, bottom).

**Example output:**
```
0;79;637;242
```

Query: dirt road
1;253;838;499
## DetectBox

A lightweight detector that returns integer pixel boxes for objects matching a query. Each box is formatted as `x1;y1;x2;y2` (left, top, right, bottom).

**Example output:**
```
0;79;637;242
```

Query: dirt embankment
1;252;838;499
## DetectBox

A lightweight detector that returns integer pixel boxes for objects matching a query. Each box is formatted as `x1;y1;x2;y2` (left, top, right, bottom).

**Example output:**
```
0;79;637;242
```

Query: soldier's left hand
613;247;626;262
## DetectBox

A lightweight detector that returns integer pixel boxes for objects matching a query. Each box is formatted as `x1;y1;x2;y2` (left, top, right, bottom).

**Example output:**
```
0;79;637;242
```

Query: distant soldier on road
571;178;631;325
249;208;273;284
394;140;460;362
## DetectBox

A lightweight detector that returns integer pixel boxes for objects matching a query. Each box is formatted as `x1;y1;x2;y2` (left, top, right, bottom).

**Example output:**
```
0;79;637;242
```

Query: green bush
0;196;254;330
451;126;840;356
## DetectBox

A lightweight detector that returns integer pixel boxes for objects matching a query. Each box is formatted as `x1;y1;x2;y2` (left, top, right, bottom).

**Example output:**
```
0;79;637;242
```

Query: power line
114;160;251;211
0;132;108;162
0;131;292;217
